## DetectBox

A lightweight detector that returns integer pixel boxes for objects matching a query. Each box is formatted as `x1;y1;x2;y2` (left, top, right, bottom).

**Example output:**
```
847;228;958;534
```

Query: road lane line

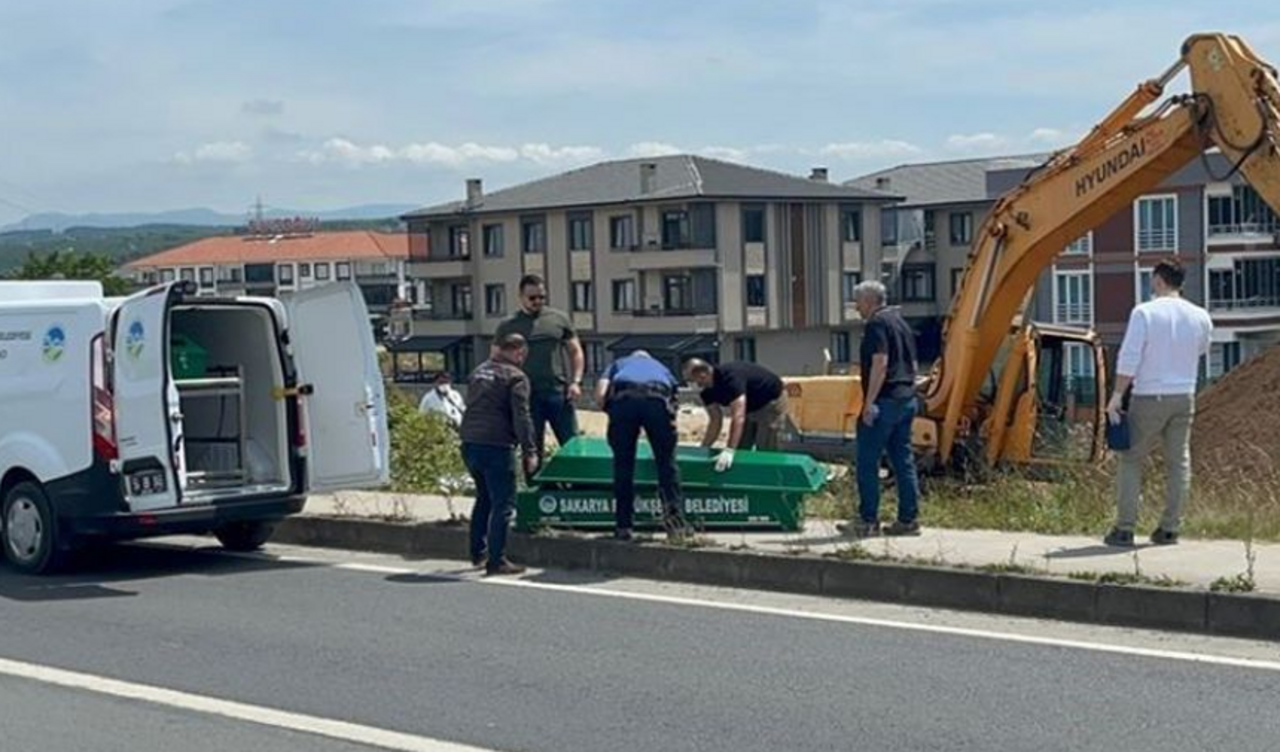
0;656;500;752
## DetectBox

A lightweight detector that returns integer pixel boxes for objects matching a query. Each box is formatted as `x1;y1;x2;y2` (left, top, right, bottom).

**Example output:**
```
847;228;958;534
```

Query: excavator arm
927;33;1280;465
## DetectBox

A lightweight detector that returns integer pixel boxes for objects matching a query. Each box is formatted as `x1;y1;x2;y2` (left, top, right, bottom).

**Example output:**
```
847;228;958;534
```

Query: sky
1;0;1278;224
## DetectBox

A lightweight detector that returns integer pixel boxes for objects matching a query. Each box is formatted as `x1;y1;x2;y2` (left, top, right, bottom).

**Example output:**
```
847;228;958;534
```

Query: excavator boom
927;33;1280;464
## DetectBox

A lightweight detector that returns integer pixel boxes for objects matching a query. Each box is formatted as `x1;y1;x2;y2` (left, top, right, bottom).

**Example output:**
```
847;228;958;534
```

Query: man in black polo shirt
684;359;787;472
842;280;922;538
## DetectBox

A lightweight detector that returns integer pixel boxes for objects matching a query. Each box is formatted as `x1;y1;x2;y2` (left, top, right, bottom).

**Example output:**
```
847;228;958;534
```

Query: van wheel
3;482;67;574
214;521;276;552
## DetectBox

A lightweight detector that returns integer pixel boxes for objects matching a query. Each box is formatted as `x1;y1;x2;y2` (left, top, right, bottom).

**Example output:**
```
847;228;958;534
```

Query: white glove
714;448;736;473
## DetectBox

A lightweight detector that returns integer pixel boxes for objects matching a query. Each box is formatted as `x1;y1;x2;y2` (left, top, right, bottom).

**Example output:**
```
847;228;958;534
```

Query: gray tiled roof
402;155;899;219
847;153;1050;207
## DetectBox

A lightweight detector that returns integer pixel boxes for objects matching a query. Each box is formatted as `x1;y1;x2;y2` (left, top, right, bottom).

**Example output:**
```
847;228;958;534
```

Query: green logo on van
42;325;66;363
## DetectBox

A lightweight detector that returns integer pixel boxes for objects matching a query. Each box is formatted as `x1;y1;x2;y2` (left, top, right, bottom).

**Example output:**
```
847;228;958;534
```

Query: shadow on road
0;540;319;603
1045;544;1152;560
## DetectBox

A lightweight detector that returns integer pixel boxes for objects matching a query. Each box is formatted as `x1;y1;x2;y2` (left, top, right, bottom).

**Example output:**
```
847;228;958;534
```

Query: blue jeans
531;389;579;457
855;396;921;525
463;442;516;567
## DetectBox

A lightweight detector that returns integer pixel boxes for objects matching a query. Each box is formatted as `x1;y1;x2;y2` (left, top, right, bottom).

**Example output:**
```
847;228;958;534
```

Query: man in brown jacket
459;333;539;576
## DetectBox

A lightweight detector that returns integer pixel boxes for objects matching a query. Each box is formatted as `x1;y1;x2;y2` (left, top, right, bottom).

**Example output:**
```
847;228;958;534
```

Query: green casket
515;437;828;532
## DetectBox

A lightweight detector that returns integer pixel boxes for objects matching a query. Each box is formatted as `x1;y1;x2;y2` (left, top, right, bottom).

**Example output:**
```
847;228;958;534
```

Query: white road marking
0;656;499;752
257;553;1280;675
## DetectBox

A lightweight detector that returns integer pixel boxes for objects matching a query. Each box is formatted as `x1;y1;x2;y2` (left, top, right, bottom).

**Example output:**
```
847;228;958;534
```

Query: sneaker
883;520;922;537
1103;528;1135;547
837;520;881;538
470;554;486;568
1149;528;1180;546
613;528;635;542
484;559;527;577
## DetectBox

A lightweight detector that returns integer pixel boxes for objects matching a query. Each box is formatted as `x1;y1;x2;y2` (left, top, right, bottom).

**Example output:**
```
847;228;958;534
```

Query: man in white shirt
419;372;466;428
1104;258;1213;547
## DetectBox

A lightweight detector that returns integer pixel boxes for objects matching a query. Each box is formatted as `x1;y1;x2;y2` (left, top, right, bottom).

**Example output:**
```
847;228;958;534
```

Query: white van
0;279;389;573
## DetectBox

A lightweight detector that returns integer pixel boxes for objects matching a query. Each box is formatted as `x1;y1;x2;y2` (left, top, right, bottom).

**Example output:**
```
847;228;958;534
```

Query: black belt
612;382;674;399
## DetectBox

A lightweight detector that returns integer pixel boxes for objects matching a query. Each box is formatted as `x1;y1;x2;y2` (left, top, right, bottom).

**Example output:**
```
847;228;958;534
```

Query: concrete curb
274;516;1280;642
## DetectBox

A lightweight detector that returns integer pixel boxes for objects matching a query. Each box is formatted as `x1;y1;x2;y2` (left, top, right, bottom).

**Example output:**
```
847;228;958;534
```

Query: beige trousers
1116;394;1194;533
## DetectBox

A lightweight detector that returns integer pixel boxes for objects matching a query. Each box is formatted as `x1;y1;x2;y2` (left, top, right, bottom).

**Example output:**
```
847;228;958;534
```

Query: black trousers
606;393;683;530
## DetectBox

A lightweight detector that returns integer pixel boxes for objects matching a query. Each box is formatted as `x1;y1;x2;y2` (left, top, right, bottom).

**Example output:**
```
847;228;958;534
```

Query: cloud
241;99;284;116
173;140;252;164
699;146;750;163
626;142;684;158
945;133;1009;152
1029;127;1065;144
819;140;923;160
296;138;602;168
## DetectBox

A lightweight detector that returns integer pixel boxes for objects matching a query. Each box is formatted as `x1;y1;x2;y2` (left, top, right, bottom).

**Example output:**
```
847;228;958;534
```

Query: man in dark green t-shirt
493;274;585;459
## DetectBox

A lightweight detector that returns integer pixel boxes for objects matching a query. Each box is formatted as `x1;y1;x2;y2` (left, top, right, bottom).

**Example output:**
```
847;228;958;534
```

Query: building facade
400;156;899;381
125;228;411;333
850;152;1280;394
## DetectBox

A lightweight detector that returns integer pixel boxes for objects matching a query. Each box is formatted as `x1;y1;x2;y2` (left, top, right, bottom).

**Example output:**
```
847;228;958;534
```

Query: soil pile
1192;344;1280;480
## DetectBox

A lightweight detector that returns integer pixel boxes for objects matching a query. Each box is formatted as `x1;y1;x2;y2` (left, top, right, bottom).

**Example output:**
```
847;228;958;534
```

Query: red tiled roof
125;231;408;268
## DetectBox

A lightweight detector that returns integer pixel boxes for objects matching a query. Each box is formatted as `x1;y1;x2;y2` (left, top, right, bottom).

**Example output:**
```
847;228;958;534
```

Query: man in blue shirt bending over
595;350;688;541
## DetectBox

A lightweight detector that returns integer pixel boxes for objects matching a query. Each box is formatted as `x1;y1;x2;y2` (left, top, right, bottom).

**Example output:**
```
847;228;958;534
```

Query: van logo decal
125;319;146;361
42;325;66;363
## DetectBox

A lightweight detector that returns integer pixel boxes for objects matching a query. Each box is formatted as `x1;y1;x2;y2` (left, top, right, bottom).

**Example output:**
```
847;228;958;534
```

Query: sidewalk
304;492;1272;593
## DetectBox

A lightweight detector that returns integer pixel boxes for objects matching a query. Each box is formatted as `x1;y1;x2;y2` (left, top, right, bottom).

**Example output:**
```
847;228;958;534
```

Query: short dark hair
683;358;713;379
497;333;528;353
1153;257;1185;289
519;274;545;292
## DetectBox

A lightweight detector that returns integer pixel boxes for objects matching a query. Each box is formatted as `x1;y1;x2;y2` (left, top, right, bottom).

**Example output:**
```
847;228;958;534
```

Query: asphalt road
2;541;1279;752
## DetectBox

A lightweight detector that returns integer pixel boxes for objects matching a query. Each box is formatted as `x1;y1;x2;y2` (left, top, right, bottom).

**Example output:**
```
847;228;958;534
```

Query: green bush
387;387;469;500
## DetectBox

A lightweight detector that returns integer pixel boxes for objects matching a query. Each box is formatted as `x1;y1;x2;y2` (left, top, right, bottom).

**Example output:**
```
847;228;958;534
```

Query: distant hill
3;203;419;232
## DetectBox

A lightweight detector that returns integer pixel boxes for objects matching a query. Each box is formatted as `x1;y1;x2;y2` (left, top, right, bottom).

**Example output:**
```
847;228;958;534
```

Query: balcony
409;308;472;336
1209;294;1280;313
409;256;473;279
1054;303;1093;325
1208;222;1280;244
627;306;718;333
413;308;473;321
627;248;717;271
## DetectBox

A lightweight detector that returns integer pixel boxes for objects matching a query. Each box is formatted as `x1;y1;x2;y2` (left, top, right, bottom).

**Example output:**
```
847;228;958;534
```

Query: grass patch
1066;571;1189;588
1209;573;1257;593
808;457;1280;542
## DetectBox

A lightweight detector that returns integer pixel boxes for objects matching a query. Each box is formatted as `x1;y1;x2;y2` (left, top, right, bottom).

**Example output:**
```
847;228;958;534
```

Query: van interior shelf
178;366;248;489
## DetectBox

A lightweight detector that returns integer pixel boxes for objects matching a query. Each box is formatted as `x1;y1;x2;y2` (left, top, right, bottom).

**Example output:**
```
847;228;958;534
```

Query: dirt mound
1192;344;1280;479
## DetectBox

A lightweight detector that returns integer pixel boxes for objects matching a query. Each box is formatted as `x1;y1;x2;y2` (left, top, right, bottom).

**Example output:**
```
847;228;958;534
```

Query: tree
8;250;132;295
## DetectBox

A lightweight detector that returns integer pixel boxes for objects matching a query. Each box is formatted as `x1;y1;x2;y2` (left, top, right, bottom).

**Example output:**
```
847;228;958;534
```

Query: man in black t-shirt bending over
684;359;788;472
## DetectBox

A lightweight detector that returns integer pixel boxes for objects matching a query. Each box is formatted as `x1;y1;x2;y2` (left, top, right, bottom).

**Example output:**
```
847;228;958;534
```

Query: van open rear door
112;283;186;511
285;282;390;492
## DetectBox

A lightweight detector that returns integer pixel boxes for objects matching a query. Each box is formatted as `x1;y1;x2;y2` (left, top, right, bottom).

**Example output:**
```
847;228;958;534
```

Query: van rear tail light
91;335;118;462
294;396;307;451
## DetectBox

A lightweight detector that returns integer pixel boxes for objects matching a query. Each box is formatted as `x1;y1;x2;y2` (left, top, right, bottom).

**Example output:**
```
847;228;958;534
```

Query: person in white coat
419;371;466;427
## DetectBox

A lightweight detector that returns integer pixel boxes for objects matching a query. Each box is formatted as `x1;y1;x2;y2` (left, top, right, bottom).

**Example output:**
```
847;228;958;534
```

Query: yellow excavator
784;33;1280;474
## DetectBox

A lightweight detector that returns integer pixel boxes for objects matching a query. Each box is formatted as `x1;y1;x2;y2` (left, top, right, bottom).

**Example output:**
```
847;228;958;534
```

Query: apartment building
849;151;1280;394
125;228;410;329
398;155;899;381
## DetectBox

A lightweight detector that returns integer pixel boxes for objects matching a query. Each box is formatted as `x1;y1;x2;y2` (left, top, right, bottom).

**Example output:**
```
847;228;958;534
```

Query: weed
1067;570;1188;588
825;543;892;562
1209;573;1257;593
974;561;1042;576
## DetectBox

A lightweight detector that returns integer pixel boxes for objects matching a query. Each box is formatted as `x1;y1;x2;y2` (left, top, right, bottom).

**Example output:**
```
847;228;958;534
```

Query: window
690;202;717;247
160;268;176;283
1208;257;1280;310
451;283;472;317
663;274;693;312
568;213;593;251
900;264;936;302
315;262;331;281
572;281;593;313
179;268;195;283
735;337;757;363
661;209;691;249
485;284;506;316
746;274;767;307
299;263;312;278
584;341;606;376
1210;341;1243;378
830;332;851;364
949;212;973;246
483;224;504;257
1054;271;1093;324
841;207;862;243
336;262;352;280
277;264;295;285
1137;267;1154;304
1136;195;1177;251
612;279;636;312
880;208;898;245
521;217;546;253
609;215;635;250
742;205;766;244
1064;232;1093;255
245;263;274;284
841;271;863;304
950;268;965;300
1064;342;1096;398
1208;185;1280;238
198;267;214;289
447;225;470;258
217;265;242;283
